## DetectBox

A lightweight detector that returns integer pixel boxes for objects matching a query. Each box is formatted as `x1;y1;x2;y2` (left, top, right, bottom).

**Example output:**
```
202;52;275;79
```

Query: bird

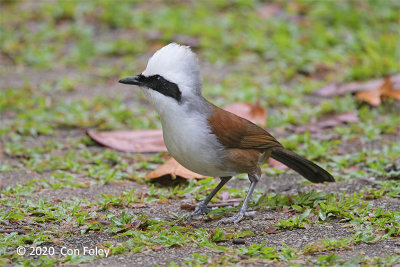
119;43;334;224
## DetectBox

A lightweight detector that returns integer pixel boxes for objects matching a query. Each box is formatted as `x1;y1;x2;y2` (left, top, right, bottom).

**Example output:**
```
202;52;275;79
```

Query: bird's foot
216;211;245;226
184;204;209;223
191;203;210;217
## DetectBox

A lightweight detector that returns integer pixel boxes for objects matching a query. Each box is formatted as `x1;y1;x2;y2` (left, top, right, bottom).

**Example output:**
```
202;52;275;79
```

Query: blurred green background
1;0;399;135
1;0;398;76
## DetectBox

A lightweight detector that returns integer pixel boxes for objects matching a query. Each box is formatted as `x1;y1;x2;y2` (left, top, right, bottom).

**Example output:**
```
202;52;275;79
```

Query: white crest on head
142;43;202;97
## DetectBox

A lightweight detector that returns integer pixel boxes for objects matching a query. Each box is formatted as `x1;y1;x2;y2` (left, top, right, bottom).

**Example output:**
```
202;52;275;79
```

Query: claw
183;213;192;224
184;204;209;223
216;212;244;226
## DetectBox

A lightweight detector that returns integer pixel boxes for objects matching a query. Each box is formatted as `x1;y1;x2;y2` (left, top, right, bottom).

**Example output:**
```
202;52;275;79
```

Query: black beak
118;75;143;86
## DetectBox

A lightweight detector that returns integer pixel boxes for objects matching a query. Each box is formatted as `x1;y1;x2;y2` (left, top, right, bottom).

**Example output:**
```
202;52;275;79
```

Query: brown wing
207;103;283;151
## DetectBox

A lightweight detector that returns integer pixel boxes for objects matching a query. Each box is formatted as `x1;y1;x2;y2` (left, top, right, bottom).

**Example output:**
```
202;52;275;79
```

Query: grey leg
217;172;260;225
185;176;231;222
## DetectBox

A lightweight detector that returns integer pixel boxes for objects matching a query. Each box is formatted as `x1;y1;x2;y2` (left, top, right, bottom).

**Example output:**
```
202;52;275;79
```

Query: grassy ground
1;0;400;266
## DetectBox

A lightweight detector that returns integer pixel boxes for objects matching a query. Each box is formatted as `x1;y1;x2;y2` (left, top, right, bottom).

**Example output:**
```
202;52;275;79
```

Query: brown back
207;103;283;151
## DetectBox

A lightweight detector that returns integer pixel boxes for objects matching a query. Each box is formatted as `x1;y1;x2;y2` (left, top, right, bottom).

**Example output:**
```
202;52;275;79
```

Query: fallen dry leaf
216;191;243;204
343;166;360;173
356;88;383;106
180;203;195;211
132;220;144;229
374;77;399;104
220;191;230;202
267;158;290;171
87;129;166;153
281;207;291;213
315;73;400;97
238;254;250;260
257;2;282;18
152;245;163;252
146;157;207;181
224;101;267;127
265;226;278;234
355;76;400;106
98;220;111;225
290;112;360;134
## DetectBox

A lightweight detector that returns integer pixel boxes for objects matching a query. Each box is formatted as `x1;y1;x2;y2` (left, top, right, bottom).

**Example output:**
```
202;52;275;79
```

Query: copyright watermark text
16;246;110;257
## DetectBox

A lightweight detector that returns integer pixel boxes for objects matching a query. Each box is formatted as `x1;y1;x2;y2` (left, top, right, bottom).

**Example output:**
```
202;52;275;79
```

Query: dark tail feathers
271;147;334;183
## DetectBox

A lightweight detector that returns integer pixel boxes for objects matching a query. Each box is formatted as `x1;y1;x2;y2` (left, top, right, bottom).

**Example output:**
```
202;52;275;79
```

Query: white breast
141;87;237;177
160;111;234;177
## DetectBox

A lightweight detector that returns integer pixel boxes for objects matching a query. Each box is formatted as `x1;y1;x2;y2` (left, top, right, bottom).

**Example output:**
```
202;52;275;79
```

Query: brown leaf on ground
268;158;289;171
130;203;147;208
257;3;282;18
132;220;144;229
87;129;166;153
152;245;163;252
219;191;230;202
378;76;400;101
265;226;278;234
343;166;360;173
356;88;383;106
315;73;400;97
355;76;400;106
238;254;250;259
224;101;267;127
98;220;111;225
146;157;207;181
289;112;360;134
180;203;195;211
217;191;242;204
281;207;291;213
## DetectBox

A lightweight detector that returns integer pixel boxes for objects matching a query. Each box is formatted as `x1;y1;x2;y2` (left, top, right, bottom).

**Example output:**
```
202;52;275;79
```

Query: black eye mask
138;74;182;102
